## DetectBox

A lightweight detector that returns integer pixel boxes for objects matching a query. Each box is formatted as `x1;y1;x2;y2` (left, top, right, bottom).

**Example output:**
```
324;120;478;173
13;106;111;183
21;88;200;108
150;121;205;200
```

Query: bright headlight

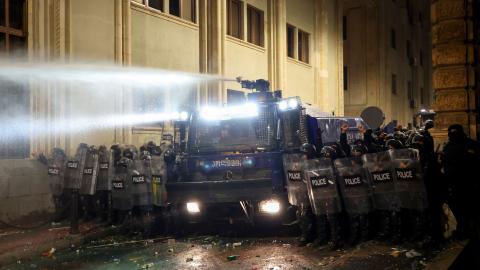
259;199;280;214
186;202;200;214
278;100;288;111
288;98;298;109
180;111;189;121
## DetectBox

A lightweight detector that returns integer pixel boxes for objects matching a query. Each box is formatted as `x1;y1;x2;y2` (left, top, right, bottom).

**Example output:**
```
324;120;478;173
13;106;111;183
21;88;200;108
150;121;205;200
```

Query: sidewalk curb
0;225;116;267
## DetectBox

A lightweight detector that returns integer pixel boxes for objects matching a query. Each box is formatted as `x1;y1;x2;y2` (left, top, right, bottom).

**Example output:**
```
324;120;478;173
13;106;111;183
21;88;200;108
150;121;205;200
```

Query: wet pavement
0;232;446;270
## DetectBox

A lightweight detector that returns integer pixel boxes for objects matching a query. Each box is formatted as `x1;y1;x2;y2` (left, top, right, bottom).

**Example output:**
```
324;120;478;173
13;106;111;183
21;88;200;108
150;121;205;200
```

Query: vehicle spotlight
180;111;189;121
186;202;200;214
278;100;288;111
288;98;298;109
259;199;281;214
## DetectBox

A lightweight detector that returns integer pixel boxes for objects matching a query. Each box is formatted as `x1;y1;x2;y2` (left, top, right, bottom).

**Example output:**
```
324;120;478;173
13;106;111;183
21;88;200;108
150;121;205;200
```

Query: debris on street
227;255;239;261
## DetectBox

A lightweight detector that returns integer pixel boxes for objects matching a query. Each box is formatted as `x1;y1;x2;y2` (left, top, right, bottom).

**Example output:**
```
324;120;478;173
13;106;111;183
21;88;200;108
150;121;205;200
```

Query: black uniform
443;124;480;240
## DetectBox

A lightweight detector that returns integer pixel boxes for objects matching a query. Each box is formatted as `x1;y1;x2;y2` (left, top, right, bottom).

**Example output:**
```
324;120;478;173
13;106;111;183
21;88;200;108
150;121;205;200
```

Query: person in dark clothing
339;123;352;156
442;125;480;239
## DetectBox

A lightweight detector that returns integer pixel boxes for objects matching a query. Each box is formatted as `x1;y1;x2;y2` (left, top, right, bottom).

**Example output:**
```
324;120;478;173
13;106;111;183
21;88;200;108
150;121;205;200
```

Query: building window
298;29;309;63
343;16;347;40
420;50;423;66
420;87;424;104
287;24;295;58
184;0;196;23
344;66;348;91
391;73;397;94
419;12;423;28
0;0;29;159
406;40;412;59
227;0;243;39
247;5;264;47
407;81;413;100
169;0;180;17
147;0;163;11
391;28;396;49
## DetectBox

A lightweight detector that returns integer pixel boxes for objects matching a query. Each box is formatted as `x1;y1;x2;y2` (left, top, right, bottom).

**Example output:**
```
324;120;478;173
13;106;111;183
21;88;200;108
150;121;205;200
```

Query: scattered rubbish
0;230;24;237
405;249;422;258
155;251;159;256
76;249;80;254
390;250;401;257
306;243;313;247
420;260;427;266
168;248;174;253
41;247;56;258
113;258;120;263
29;264;37;268
282;244;291;248
233;242;242;248
318;262;324;266
202;244;213;250
141;262;154;269
256;255;260;258
186;257;193;262
227;255;239;261
167;238;176;245
51;222;61;226
87;236;170;249
16;260;21;264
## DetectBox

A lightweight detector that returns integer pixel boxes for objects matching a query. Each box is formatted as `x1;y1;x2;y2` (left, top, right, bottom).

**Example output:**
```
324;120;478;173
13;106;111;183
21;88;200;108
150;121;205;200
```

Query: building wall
343;0;432;127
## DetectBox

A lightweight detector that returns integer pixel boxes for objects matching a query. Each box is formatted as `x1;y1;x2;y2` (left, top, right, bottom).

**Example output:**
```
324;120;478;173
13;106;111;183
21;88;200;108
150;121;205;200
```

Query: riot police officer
442;124;480;240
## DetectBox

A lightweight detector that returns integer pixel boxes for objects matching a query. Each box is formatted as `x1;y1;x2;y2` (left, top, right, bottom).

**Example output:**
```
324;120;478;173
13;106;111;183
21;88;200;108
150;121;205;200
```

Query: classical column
273;0;286;91
431;0;478;145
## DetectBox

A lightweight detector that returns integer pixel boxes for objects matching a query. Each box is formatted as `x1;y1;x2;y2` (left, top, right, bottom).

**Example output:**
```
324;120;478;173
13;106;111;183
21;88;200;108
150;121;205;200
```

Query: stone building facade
343;0;432;126
0;0;344;158
431;0;479;144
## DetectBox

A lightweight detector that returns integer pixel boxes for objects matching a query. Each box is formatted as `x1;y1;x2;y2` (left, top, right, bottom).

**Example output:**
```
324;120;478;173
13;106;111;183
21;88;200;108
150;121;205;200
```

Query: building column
273;0;286;91
314;0;343;116
431;0;478;146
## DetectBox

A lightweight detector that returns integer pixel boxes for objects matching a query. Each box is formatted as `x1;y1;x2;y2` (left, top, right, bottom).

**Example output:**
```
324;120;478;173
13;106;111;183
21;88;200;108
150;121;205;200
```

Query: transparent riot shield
362;151;399;211
47;148;66;197
130;157;153;207
305;158;342;216
96;146;112;191
64;144;88;190
151;155;167;207
80;147;99;196
283;154;309;207
111;157;133;211
389;148;428;210
334;157;373;214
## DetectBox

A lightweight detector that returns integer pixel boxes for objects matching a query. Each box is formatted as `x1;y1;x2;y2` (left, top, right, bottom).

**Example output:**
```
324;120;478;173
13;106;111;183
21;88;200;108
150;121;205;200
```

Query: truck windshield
190;106;278;153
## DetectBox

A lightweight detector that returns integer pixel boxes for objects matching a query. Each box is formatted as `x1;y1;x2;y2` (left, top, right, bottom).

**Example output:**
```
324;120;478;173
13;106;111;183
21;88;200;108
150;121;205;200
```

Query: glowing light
259;199;281;214
186;202;200;214
288;98;299;109
278;100;288;111
180;111;189;121
200;103;258;121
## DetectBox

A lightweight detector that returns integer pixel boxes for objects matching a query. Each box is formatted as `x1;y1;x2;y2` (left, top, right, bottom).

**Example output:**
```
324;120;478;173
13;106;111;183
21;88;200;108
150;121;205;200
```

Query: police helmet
351;144;367;157
140;150;151;161
320;146;337;159
53;148;66;158
300;143;316;158
411;134;424;145
123;146;137;160
424;120;434;130
386;139;404;150
393;131;407;142
164;149;176;163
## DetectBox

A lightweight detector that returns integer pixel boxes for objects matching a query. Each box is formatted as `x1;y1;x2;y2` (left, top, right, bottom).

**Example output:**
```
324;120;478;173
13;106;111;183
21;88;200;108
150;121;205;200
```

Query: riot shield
130;156;153;207
64;144;88;190
150;155;167;207
334;157;373;214
389;148;428;210
96;146;113;191
305;158;342;216
283;154;309;207
79;147;99;195
362;151;399;211
47;148;66;197
111;157;133;211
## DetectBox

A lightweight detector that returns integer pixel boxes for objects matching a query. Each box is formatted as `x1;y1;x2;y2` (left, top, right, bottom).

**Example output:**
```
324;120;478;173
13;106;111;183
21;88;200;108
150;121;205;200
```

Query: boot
312;215;328;247
328;214;343;250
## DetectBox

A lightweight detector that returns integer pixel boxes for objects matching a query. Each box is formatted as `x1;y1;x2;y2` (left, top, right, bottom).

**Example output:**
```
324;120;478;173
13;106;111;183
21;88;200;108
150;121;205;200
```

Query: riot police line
283;147;428;249
46;142;170;236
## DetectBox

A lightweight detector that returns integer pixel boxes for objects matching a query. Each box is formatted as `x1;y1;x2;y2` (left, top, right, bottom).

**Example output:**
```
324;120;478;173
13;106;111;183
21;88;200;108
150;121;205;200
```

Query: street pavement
0;232;456;270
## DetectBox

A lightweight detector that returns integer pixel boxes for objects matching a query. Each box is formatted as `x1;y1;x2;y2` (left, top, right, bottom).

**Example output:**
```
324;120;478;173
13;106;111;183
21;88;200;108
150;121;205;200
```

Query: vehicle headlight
259;199;280;214
278;100;288;111
242;157;255;168
186;202;200;214
288;98;298;109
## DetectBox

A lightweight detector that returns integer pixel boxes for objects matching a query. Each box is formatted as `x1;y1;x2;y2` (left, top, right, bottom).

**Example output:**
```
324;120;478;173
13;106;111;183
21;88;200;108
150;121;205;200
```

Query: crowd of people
289;120;480;251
